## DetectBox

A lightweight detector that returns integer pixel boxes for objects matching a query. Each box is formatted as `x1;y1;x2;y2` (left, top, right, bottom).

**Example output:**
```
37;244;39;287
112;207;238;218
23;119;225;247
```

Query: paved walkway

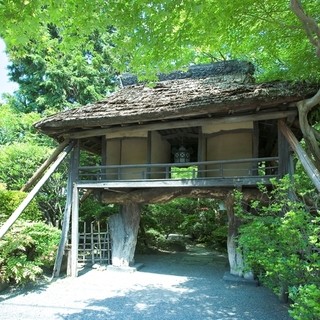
0;246;292;320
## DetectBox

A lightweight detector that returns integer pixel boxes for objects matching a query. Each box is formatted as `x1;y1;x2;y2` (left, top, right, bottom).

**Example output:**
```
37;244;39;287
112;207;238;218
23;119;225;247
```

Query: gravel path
0;246;292;320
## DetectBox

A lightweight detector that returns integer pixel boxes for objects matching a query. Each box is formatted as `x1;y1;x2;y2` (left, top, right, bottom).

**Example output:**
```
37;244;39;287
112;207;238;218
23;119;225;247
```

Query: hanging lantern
174;146;191;163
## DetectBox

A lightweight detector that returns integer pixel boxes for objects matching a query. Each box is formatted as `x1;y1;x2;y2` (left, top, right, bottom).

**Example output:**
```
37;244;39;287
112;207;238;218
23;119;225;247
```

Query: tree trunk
225;192;253;279
108;203;141;267
290;0;320;170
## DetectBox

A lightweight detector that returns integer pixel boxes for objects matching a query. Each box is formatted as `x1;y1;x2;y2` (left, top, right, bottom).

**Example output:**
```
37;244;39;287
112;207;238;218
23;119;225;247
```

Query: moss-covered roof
35;61;317;146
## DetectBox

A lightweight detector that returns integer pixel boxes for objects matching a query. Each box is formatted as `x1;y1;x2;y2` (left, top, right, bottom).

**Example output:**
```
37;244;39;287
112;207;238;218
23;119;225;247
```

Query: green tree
0;1;317;80
0;104;49;145
7;30;115;113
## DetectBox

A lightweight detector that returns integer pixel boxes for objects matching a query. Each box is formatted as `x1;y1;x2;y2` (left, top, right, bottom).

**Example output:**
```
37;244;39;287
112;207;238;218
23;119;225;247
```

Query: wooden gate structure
1;61;320;280
78;221;112;265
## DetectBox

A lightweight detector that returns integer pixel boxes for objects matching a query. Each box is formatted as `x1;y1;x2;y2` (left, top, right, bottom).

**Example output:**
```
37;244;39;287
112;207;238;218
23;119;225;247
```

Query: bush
0;189;42;223
237;176;320;310
0;142;51;190
0;221;61;284
289;284;320;320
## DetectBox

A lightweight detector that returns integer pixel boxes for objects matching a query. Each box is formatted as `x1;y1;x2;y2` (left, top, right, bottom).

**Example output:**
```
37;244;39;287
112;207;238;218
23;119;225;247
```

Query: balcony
77;157;279;189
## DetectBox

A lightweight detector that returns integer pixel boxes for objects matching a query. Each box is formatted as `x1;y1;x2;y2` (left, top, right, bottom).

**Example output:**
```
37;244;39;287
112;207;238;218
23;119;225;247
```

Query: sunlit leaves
1;0;319;81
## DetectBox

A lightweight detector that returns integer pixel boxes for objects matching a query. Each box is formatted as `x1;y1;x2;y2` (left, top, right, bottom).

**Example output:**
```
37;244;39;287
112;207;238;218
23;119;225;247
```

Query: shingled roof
35;61;317;141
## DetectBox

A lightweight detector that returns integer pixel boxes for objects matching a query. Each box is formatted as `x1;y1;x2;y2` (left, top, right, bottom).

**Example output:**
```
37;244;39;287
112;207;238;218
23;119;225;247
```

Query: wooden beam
71;183;79;277
278;120;320;192
76;176;274;190
278;121;291;177
52;142;79;278
205;128;253;139
0;142;74;240
20;140;70;192
253;121;259;158
64;110;297;140
99;187;267;204
101;187;231;204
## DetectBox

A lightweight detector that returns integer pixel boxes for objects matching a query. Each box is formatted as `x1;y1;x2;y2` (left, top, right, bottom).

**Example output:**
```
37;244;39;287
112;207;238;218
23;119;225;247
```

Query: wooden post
0;142;74;240
279;120;320;192
197;128;204;177
252;121;259;175
101;136;107;180
21;140;70;192
71;183;79;277
52;142;79;278
278;120;291;177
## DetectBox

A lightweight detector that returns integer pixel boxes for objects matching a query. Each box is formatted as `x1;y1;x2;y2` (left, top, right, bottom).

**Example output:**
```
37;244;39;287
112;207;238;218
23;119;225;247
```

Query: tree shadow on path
57;246;292;320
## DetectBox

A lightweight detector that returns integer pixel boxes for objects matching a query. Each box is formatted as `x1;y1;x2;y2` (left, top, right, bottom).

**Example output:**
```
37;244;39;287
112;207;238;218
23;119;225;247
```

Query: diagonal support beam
21;140;70;192
0;141;75;240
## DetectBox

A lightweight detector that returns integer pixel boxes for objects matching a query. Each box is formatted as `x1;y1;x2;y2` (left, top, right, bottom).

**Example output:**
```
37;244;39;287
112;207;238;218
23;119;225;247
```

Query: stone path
0;246;292;320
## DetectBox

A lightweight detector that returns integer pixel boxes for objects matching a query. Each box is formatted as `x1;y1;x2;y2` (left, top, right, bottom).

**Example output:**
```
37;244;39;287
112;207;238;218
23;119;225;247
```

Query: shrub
289;284;320;320
0;142;51;190
0;221;61;284
0;189;42;223
237;176;320;309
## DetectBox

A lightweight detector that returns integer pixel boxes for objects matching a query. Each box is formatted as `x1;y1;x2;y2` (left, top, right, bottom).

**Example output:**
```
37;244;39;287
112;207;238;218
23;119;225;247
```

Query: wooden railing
78;157;279;182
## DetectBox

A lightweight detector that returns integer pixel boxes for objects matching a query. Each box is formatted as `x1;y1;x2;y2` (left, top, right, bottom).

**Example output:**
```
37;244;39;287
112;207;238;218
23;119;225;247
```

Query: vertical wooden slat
98;222;102;263
91;222;94;264
83;222;87;263
107;223;111;264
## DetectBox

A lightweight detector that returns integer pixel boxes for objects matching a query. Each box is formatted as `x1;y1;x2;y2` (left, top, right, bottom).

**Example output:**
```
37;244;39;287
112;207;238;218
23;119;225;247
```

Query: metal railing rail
78;157;279;182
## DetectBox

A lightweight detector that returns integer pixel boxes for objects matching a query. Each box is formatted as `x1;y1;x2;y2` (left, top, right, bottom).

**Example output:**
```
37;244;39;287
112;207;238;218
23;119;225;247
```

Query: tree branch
290;0;320;57
290;0;320;169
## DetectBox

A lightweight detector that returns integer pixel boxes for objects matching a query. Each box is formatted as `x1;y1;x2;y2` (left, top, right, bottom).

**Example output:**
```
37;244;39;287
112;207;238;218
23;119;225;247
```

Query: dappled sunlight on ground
0;246;291;320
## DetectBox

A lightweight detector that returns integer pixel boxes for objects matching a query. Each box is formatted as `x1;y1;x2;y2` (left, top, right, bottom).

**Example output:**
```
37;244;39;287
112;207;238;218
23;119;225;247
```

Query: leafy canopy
0;1;319;81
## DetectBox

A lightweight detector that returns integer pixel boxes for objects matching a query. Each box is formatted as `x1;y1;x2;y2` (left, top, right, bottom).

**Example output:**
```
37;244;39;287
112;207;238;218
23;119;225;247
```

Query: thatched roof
35;61;317;142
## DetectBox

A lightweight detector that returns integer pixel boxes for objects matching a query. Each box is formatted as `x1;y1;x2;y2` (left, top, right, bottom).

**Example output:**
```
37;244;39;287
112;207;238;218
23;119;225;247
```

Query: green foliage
0;189;42;223
236;176;320;317
0;142;52;190
7;30;115;113
143;200;185;237
79;195;118;223
1;1;319;82
140;198;227;251
0;221;61;284
0;104;51;146
171;166;198;179
143;228;167;249
36;167;68;225
289;284;320;320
